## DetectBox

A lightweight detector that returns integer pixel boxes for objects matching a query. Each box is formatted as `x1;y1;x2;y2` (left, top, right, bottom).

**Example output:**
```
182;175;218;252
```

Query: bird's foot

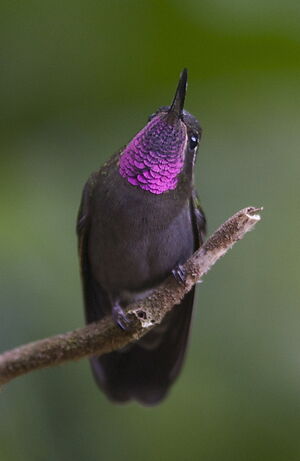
112;303;132;331
172;264;187;286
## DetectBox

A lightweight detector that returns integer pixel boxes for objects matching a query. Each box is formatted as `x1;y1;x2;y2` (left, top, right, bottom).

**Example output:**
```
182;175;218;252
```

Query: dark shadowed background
1;1;299;460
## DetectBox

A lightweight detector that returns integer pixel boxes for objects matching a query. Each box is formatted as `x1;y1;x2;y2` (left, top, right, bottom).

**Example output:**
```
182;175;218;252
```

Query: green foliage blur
0;1;299;460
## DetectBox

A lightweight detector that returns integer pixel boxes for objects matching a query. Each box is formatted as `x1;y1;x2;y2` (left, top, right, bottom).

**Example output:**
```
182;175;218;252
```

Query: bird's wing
77;173;110;324
191;187;206;246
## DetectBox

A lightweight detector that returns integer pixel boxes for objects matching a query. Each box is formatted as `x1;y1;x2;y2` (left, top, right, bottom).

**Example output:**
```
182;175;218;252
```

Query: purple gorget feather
119;114;187;194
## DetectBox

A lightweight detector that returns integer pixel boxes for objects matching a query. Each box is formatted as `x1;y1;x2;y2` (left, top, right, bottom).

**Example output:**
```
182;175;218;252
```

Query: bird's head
119;69;202;195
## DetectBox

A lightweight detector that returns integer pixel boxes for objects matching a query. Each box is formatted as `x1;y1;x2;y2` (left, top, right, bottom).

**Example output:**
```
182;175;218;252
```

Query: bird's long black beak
167;68;188;121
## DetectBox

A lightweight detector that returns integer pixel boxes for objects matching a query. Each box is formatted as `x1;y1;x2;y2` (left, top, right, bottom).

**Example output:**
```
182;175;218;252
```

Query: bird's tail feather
89;289;195;405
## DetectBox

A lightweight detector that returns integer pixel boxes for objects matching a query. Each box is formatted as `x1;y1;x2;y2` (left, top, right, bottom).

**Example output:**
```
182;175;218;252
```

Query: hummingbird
77;69;206;405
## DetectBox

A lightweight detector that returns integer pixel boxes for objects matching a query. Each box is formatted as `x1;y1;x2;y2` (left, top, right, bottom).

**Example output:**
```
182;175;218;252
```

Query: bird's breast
89;174;195;300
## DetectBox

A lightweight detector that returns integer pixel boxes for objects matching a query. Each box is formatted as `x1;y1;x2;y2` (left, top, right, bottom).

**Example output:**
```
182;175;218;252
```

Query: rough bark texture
0;206;262;387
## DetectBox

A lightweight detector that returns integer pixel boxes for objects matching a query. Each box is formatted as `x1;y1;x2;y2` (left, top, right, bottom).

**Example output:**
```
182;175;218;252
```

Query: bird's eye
189;135;198;149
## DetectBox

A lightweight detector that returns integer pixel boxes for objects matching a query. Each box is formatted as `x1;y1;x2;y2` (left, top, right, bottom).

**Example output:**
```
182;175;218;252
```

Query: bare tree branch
0;206;262;387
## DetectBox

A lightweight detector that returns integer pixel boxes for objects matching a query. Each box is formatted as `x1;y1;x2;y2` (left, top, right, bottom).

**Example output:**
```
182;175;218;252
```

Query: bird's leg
112;302;132;331
172;263;187;286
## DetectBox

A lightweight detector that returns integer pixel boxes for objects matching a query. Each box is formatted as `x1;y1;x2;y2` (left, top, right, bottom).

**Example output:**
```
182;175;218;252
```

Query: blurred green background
0;1;299;460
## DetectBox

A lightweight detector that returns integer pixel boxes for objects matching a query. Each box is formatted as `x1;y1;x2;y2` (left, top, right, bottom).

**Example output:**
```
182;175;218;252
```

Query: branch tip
245;206;263;223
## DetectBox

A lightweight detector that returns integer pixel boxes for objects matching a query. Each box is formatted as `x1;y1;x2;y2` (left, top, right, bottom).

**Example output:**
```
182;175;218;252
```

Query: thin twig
0;206;262;387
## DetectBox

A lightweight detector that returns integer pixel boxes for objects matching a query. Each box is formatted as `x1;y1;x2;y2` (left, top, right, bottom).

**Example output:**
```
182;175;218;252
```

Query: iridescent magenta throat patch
119;114;187;194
